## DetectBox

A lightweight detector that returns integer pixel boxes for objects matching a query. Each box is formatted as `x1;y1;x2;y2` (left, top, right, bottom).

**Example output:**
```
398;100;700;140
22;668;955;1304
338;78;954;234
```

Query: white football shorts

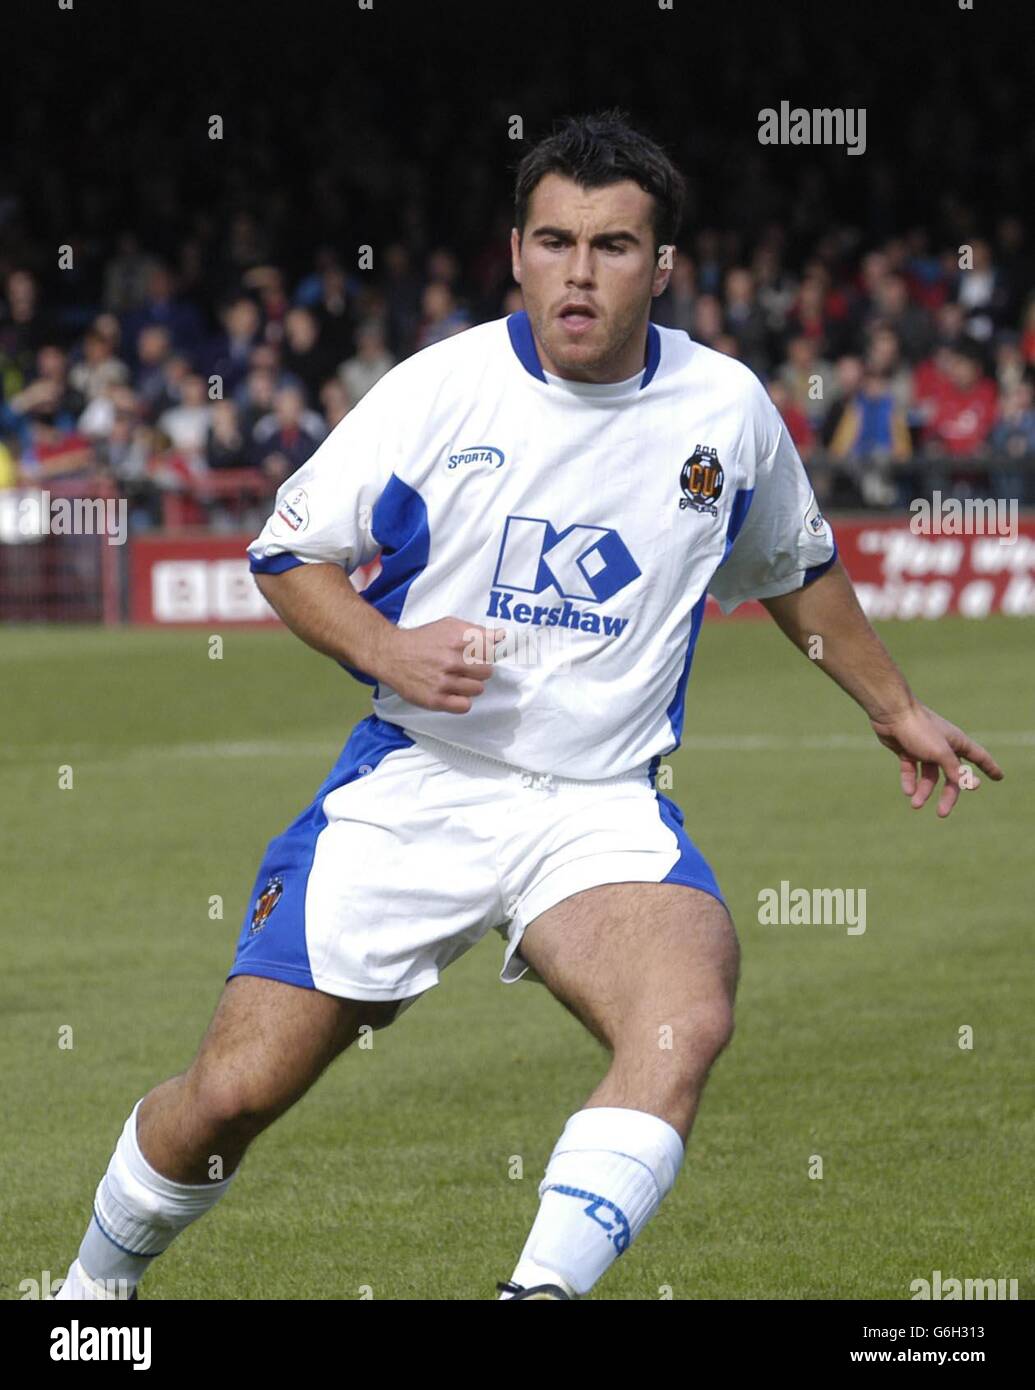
228;714;724;1015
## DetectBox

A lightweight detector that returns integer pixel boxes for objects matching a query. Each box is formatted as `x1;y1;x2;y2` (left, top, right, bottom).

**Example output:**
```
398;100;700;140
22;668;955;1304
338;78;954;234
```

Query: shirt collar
506;309;661;390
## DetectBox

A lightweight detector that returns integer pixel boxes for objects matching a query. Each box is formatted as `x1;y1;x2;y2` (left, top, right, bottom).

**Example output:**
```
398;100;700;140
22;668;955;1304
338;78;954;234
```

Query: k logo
492;516;641;603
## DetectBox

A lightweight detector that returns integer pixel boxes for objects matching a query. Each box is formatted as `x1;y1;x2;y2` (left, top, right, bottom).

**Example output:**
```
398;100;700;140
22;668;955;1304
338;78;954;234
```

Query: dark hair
514;109;686;251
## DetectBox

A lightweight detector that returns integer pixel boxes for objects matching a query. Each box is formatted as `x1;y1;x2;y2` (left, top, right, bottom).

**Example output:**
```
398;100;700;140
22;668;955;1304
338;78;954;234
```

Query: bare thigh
137;975;402;1181
516;882;740;1137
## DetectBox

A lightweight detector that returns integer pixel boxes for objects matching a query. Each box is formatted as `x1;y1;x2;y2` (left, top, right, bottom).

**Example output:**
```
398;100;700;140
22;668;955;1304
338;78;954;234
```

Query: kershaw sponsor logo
487;515;639;637
447;444;505;470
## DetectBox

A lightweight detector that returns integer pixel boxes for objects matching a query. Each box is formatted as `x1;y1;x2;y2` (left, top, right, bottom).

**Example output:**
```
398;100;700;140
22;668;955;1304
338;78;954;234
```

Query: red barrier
706;514;1035;620
129;517;1035;626
811;513;1035;620
130;536;379;625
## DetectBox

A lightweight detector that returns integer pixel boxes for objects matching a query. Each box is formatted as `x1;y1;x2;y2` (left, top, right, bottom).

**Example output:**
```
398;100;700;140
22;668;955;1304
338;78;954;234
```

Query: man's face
511;174;669;382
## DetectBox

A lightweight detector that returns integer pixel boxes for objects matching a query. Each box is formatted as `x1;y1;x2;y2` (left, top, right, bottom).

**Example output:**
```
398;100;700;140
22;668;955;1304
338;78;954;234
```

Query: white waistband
407;729;652;788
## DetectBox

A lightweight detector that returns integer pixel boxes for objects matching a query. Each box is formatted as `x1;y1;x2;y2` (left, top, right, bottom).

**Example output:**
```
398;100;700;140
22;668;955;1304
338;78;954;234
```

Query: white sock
55;1098;235;1299
504;1106;685;1297
53;1258;134;1301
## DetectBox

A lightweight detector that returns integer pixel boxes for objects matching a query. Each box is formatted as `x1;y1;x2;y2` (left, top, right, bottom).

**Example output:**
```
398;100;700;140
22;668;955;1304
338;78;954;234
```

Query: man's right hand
373;618;507;713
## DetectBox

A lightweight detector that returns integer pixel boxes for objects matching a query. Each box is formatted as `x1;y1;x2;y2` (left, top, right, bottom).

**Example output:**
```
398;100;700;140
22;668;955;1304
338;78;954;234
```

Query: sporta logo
486;515;640;637
447;444;505;470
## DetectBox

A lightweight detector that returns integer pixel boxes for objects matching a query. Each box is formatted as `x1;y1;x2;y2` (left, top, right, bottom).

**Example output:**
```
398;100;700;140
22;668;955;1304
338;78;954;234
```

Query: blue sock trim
91;1208;167;1259
542;1183;632;1255
595;1150;663;1205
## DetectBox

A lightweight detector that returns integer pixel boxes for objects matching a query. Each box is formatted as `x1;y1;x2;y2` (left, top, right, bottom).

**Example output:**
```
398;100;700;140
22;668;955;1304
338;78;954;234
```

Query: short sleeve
247;377;396;576
708;387;837;614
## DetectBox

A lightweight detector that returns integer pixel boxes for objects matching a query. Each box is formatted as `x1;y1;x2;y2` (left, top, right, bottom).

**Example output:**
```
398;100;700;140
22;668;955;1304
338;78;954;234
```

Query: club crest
679;445;724;517
250;876;283;934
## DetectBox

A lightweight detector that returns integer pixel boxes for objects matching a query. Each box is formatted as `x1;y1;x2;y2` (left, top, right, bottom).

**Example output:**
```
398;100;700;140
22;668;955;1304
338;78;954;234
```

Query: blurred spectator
426;247;463;292
121;265;205;364
1020;300;1035;368
778;336;833;428
821;355;865;445
828;370;912;463
694;230;723;295
652;252;695;334
0;438;17;487
206;400;247;471
849;250;891;339
0;272;50;395
954;239;1010;342
338;320;395;403
904;228;949;312
207;295;263;398
415;282;470;349
690;294;722;348
751;245;796;338
252;386;325;483
990;380;1035;458
157;374;212;467
993;335;1027;395
98;388;152;483
23;420;94;479
310;266;357;363
996;217;1035;322
242;266;289;340
988;379;1035;503
69;326;130;400
319;378;351;430
865;327;912;415
281;307;339;401
236;366;280;440
767;380;814;457
827;369;912;507
921;345;997;458
102;233;155;315
723;268;769;376
381;242;423;358
786;272;841;356
1;346;85;447
133;325;175;417
867;275;933;362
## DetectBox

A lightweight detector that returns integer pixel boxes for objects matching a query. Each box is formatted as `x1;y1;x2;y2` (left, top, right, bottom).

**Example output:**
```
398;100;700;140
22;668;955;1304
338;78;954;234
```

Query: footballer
54;111;1002;1301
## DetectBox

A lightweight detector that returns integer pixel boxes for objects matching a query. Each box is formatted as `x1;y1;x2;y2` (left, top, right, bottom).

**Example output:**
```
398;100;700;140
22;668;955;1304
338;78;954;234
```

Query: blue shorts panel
227;714;415;990
654;791;725;905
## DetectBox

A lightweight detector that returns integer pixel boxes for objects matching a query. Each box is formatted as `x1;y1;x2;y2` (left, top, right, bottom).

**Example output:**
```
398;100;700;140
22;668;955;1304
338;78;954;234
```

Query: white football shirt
248;312;837;778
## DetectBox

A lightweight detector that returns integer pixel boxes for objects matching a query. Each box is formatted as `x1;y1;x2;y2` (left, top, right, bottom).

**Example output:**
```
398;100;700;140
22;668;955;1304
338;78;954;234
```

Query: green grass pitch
2;615;1032;1300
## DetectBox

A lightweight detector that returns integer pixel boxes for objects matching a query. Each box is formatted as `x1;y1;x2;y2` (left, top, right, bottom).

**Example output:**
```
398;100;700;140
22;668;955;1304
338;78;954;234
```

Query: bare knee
184;1065;287;1142
641;993;735;1066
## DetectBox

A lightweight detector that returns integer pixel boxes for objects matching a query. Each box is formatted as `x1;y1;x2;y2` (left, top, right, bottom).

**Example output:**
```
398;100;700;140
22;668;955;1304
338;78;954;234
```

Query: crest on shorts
679;445;724;517
250;876;283;935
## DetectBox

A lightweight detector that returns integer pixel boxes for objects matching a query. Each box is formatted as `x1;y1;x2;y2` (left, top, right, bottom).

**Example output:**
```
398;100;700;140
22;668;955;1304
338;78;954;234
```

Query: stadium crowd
2;222;1033;526
2;10;1033;527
